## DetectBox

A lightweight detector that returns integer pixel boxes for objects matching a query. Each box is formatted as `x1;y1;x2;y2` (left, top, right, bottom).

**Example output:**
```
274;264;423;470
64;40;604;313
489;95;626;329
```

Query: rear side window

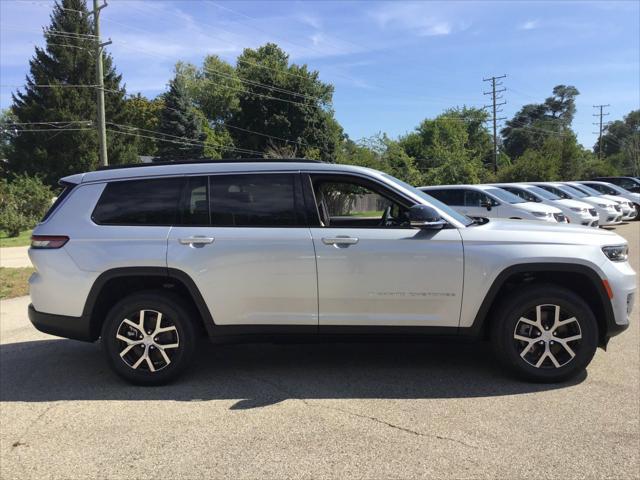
92;178;183;226
210;174;301;226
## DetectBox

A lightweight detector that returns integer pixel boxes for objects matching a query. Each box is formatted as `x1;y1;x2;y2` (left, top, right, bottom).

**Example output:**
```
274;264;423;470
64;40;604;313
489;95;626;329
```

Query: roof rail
97;158;323;171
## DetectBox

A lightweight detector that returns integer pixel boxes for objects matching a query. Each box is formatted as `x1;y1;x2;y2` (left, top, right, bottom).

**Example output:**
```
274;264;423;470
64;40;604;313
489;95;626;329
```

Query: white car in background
565;182;635;222
578;180;640;220
420;184;564;222
531;182;622;226
491;183;598;227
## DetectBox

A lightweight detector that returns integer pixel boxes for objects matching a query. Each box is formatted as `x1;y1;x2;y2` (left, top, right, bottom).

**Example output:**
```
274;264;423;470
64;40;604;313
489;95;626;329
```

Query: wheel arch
83;267;214;341
467;263;615;347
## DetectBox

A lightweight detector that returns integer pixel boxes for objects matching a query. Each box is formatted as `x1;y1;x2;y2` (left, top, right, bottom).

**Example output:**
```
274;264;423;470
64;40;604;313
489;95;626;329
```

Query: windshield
558;185;588;198
381;174;474;226
484;187;526;204
571;183;603;197
527;185;559;200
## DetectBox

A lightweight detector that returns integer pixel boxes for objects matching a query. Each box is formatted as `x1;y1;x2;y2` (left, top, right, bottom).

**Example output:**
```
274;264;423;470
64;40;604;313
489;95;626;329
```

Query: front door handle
322;236;359;247
178;236;215;246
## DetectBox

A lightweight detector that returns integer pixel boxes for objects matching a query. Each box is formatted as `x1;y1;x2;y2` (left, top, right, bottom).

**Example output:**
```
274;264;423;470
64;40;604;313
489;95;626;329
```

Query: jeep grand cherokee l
28;160;636;385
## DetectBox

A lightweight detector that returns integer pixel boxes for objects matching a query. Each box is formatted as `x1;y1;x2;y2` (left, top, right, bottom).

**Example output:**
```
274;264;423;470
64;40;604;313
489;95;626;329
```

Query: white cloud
370;3;456;37
519;19;540;30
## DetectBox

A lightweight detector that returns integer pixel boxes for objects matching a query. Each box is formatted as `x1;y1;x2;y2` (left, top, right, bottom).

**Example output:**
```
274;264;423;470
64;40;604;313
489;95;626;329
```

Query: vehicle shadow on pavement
0;339;586;408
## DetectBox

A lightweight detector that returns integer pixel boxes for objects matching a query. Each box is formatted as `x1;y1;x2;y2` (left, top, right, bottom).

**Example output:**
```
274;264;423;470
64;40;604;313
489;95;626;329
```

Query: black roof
97;158;322;171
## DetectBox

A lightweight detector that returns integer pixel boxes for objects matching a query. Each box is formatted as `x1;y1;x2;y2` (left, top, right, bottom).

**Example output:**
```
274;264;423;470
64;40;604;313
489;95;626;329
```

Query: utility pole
90;0;111;167
593;104;610;160
483;74;507;174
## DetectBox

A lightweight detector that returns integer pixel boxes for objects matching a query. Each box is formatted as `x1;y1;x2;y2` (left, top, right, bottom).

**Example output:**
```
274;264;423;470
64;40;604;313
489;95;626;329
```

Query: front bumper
28;304;93;342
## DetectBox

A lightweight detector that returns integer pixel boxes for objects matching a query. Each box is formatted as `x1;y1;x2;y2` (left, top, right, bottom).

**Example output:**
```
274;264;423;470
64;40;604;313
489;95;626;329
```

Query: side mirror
480;200;493;211
409;205;447;229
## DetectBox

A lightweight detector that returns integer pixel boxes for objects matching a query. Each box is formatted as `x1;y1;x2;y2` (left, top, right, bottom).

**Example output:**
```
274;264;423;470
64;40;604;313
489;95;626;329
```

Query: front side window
312;176;409;228
210;174;301;227
93;177;183;226
464;190;496;207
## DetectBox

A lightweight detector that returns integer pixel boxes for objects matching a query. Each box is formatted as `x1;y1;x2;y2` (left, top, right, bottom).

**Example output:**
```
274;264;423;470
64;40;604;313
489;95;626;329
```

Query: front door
308;174;464;329
167;173;318;326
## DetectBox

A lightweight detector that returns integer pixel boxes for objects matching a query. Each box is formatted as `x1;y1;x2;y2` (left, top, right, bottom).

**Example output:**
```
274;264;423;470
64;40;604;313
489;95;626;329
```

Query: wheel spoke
119;344;136;358
152;312;163;335
132;352;147;369
116;333;142;345
552;305;560;329
155;325;178;335
159;342;179;350
158;348;171;366
535;350;548;368
559;334;582;343
520;341;536;359
514;334;536;343
122;318;143;334
547;349;561;368
146;356;156;372
556;340;576;358
552;316;578;331
518;316;539;329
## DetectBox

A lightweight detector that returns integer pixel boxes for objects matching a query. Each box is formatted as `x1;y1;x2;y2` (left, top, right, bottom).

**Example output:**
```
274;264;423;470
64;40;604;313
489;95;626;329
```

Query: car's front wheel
491;285;599;382
102;292;197;385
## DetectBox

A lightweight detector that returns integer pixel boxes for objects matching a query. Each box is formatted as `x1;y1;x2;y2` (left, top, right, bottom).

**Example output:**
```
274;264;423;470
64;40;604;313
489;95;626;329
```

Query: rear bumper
28;304;93;342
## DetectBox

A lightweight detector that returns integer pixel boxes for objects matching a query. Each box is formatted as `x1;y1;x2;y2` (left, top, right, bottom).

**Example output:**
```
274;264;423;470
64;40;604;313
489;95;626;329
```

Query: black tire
102;291;197;385
490;284;598;382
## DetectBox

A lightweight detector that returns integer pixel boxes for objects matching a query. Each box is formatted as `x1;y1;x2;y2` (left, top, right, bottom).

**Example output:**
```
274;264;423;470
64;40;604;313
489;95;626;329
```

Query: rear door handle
179;236;215;246
322;236;359;247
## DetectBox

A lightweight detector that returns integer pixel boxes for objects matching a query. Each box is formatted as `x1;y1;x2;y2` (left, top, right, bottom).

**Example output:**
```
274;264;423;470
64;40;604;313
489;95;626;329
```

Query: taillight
31;235;69;249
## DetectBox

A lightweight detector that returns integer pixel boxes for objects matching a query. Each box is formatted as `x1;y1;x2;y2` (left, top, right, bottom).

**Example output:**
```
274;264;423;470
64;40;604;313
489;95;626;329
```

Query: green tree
123;94;164;156
595;110;639;176
501;85;580;161
156;75;206;160
6;0;136;185
232;43;339;161
176;56;241;123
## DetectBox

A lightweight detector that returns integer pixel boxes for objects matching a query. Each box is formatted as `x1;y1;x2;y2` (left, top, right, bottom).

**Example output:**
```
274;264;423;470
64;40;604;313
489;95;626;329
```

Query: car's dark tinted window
179;176;209;226
93;177;183;225
210;174;301;226
427;189;464;205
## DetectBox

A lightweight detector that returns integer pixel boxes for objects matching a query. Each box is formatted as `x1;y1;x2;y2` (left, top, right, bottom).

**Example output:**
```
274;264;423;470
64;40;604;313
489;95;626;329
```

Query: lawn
0;267;34;299
0;230;32;248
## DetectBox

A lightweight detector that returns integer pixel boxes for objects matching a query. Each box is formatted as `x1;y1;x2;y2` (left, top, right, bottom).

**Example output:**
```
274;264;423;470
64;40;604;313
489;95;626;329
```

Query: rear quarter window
92;177;183;226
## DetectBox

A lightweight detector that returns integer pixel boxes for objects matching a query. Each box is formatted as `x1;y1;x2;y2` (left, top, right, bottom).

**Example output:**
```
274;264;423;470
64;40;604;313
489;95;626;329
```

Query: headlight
569;207;587;213
531;211;550;217
602;245;629;262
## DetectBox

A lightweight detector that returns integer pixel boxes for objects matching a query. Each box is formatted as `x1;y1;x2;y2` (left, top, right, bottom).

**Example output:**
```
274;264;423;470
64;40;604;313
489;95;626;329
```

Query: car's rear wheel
102;292;197;385
491;285;598;382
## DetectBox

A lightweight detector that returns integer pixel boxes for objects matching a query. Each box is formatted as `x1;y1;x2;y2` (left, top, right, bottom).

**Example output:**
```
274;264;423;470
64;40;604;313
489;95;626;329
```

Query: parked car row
420;177;640;227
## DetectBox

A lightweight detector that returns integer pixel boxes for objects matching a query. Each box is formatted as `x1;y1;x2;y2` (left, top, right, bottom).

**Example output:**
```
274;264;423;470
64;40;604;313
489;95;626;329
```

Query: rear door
167;173;318;327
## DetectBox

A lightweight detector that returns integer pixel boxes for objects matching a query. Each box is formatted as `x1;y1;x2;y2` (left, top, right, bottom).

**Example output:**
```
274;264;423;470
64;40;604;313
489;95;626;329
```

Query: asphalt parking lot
1;223;638;479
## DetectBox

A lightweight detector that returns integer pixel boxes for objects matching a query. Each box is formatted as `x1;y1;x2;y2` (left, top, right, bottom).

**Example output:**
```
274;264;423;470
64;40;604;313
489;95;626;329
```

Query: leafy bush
0;175;54;237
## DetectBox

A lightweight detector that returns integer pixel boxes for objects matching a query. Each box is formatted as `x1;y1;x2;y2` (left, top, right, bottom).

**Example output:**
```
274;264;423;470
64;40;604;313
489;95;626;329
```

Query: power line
593;104;610;159
483;74;507;174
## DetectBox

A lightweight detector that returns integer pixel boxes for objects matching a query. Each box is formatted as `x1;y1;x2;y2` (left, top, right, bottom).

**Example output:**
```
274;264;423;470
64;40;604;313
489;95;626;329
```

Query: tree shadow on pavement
0;338;586;409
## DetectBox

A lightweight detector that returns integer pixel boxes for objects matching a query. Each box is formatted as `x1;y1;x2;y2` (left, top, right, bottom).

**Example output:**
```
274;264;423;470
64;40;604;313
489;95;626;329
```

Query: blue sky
1;0;639;149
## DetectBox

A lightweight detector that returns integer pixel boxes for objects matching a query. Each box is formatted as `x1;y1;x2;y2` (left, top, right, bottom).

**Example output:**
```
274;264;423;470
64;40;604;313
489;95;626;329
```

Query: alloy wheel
513;304;582;368
116;309;180;372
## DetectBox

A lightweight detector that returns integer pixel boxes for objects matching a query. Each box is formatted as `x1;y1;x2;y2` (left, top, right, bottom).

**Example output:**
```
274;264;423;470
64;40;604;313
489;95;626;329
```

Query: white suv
28;161;636;385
